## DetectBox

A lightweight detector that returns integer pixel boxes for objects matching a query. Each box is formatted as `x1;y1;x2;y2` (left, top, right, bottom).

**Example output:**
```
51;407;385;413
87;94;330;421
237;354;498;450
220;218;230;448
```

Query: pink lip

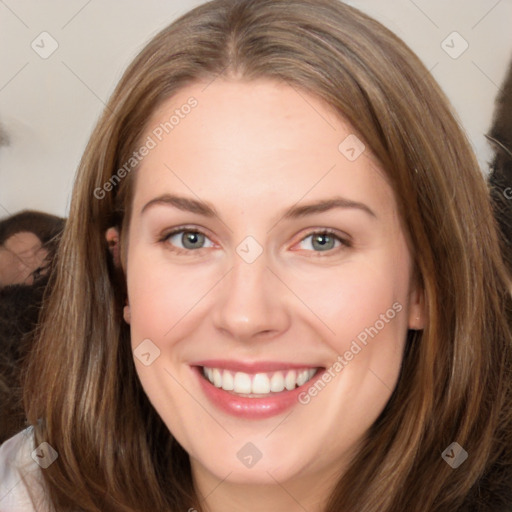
191;363;325;420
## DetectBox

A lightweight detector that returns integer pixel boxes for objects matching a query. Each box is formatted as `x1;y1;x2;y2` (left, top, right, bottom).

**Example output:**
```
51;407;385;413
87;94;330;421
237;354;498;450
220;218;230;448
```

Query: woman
0;210;65;443
0;210;64;289
1;0;511;510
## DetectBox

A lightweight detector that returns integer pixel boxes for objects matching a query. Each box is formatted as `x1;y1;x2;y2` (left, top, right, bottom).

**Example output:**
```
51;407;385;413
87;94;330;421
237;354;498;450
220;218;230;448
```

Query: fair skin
109;79;425;512
0;231;48;287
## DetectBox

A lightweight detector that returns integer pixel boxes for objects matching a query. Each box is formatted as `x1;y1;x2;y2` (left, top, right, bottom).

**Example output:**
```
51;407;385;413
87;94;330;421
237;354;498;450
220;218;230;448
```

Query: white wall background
0;0;511;218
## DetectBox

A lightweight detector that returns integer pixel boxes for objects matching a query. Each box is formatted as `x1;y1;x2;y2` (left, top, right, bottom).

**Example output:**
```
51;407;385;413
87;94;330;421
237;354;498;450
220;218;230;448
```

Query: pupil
313;234;333;251
183;232;203;249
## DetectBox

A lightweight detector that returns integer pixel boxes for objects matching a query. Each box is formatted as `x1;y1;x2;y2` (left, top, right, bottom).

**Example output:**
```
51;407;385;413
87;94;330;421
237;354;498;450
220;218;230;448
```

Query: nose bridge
213;247;289;339
231;252;267;301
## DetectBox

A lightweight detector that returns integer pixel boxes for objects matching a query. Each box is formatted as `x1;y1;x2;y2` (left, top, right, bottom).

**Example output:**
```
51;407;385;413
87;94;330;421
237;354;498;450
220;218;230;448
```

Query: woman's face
122;79;424;499
0;231;48;287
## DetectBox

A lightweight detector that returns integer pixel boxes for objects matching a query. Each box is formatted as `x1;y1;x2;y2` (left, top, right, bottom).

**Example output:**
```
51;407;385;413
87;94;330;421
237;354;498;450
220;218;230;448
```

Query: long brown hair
23;0;512;510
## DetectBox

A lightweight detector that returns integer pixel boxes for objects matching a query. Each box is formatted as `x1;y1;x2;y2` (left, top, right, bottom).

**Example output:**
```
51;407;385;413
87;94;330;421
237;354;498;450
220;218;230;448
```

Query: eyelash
159;226;352;256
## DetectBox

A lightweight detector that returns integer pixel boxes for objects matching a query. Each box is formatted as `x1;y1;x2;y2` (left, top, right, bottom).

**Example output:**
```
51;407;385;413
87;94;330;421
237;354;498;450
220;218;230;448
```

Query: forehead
3;231;42;252
133;79;395;218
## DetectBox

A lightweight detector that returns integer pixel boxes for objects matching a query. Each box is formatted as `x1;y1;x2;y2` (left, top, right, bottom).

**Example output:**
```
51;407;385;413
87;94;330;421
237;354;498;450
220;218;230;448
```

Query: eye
162;228;215;252
159;227;350;255
297;230;350;253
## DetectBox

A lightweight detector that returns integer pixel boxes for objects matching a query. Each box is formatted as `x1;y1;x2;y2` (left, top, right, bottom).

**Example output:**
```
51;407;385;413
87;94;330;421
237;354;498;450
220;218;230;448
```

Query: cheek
289;251;412;399
125;247;217;342
125;250;193;406
293;253;409;341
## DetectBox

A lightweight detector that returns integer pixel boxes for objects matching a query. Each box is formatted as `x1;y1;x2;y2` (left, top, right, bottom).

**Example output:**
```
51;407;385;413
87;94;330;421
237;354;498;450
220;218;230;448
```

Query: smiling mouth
200;366;321;396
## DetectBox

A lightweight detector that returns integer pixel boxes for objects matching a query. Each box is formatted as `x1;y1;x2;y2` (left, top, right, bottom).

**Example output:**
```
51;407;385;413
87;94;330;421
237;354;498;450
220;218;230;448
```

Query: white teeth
296;369;309;387
285;370;297;390
202;366;319;395
233;372;252;394
270;372;285;392
252;373;270;394
212;368;222;388
221;370;234;391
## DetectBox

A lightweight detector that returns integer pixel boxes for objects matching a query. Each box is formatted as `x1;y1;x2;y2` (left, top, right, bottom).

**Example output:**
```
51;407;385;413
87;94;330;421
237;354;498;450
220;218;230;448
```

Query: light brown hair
23;0;512;510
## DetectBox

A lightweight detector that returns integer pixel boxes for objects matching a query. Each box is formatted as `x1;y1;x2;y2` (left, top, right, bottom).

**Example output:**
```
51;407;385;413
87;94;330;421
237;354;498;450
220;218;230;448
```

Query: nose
212;251;291;342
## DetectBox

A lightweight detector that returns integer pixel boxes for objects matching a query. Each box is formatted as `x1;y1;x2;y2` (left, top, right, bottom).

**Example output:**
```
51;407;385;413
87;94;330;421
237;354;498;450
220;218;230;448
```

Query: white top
0;427;52;511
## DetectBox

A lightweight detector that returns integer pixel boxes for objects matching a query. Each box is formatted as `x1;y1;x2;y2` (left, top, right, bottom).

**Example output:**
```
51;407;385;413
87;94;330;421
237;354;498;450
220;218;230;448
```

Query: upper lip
192;359;324;373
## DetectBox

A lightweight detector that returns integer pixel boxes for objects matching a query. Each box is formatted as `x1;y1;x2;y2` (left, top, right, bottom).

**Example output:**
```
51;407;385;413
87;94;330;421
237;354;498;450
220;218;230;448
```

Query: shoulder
0;427;52;512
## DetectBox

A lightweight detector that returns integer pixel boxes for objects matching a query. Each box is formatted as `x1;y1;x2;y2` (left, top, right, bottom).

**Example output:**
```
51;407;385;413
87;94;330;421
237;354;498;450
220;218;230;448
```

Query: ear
106;227;130;323
123;305;131;324
407;273;426;330
105;227;121;268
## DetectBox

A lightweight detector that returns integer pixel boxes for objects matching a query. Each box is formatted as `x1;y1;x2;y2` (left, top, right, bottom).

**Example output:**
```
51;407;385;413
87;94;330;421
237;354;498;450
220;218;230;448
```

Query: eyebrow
141;194;377;220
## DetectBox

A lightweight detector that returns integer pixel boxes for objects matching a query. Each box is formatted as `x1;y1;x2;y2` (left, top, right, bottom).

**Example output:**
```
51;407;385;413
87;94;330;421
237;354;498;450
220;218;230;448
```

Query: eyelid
290;228;352;253
159;224;351;241
158;225;353;257
160;225;351;255
157;225;215;254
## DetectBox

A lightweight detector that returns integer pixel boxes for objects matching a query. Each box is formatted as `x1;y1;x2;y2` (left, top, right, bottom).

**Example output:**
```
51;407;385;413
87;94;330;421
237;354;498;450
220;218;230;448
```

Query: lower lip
193;366;324;419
